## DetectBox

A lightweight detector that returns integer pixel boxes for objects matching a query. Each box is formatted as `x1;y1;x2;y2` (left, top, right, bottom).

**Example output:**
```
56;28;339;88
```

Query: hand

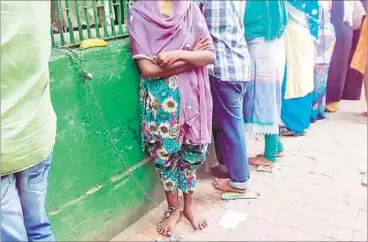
155;50;181;69
193;36;210;51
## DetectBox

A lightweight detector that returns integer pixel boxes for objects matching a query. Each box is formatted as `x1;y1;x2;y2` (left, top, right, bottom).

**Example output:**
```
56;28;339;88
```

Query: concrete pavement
112;100;367;241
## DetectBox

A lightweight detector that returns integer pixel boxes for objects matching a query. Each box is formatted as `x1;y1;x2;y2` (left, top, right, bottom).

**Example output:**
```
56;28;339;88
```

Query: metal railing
51;0;134;47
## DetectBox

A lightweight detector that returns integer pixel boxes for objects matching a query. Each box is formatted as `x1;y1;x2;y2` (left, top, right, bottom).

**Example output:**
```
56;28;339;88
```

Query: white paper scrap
218;209;248;229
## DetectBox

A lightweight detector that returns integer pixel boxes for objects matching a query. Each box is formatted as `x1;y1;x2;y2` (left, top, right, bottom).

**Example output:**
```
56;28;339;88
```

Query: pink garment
353;1;366;30
128;0;214;144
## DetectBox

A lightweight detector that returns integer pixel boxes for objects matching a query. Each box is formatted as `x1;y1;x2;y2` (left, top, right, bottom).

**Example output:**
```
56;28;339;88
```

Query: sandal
221;191;258;200
279;126;305;137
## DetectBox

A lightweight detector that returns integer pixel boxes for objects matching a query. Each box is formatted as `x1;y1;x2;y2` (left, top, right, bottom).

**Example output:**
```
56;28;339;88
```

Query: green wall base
48;39;163;240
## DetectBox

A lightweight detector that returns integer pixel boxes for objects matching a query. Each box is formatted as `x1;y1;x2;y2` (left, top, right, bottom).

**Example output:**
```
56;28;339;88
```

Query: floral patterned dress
140;76;207;194
311;1;336;122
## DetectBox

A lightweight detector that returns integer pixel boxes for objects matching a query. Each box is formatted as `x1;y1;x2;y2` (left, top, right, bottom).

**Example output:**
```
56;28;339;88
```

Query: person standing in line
128;0;215;235
311;0;336;123
243;0;288;167
197;1;253;195
325;0;355;112
341;1;366;103
280;0;320;137
350;17;368;123
1;1;57;241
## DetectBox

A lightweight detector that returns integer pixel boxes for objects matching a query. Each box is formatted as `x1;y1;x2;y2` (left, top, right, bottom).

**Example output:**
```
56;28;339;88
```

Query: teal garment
287;0;320;40
264;134;284;162
244;0;288;41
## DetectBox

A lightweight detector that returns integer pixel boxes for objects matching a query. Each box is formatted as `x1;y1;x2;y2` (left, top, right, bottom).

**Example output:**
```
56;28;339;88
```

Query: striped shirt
197;0;251;82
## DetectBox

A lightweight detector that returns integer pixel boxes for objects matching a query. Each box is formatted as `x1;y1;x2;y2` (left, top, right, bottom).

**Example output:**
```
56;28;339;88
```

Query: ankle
183;202;193;211
164;207;180;218
263;155;277;162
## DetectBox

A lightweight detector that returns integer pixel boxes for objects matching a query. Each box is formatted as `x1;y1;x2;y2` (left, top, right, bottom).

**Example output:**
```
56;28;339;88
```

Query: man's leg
1;174;28;242
210;128;229;178
16;154;55;241
210;77;250;190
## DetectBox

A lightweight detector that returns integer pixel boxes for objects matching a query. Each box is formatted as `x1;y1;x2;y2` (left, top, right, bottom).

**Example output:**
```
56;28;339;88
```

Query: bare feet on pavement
212;178;247;193
256;152;284;158
157;209;181;236
248;156;274;166
183;206;207;230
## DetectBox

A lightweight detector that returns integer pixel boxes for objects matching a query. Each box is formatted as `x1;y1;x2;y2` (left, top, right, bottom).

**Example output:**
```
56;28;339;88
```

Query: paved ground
112;100;367;241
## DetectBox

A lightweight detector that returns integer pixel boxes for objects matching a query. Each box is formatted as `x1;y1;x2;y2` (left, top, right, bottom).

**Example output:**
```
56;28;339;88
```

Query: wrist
176;50;187;62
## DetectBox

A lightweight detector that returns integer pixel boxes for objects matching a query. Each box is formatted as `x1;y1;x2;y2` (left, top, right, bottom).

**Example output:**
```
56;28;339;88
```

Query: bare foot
210;165;229;179
256;152;285;158
212;178;247;193
157;209;181;236
360;111;367;117
183;207;207;230
359;115;368;124
248;156;273;166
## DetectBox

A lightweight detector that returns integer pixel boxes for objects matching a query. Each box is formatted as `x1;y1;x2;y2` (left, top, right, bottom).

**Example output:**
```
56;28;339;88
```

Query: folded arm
177;50;215;67
136;59;193;80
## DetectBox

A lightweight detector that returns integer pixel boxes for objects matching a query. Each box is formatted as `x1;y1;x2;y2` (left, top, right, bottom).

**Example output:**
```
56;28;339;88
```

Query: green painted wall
48;39;162;241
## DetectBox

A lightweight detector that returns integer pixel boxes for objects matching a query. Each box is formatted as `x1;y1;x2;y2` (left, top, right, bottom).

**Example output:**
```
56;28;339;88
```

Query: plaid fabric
197;0;251;82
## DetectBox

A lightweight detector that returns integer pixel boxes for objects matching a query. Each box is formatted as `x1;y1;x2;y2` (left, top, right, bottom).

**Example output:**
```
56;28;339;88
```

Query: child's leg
180;166;207;230
179;144;207;230
149;142;181;236
156;165;181;236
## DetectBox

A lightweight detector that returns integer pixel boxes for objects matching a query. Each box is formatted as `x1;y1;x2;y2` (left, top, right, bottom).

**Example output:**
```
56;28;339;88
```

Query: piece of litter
218;209;248;229
169;235;183;242
361;173;367;187
257;165;271;173
358;168;367;175
257;163;281;173
155;235;183;242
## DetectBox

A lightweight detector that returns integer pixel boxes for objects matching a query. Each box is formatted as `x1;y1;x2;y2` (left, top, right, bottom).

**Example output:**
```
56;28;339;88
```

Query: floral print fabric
315;1;336;65
311;64;330;122
140;76;207;193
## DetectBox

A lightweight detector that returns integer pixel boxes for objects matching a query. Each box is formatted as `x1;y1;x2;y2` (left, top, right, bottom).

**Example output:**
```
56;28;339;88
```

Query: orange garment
351;18;367;74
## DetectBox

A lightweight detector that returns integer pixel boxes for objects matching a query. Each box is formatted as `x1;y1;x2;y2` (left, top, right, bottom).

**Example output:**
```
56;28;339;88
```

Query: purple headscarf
128;0;214;144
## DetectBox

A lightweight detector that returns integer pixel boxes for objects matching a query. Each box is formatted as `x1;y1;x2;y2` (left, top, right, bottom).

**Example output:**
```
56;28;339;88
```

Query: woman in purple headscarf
128;0;215;235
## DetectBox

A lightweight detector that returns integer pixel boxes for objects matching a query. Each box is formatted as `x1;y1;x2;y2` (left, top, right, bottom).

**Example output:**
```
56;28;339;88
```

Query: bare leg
183;193;207;230
210;165;229;179
157;191;181;236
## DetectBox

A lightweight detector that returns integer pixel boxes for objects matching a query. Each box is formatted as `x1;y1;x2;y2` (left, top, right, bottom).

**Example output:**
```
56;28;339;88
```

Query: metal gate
51;0;133;47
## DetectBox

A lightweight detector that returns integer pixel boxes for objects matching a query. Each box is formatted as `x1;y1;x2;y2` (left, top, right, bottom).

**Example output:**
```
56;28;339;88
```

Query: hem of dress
284;88;314;100
245;123;279;135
